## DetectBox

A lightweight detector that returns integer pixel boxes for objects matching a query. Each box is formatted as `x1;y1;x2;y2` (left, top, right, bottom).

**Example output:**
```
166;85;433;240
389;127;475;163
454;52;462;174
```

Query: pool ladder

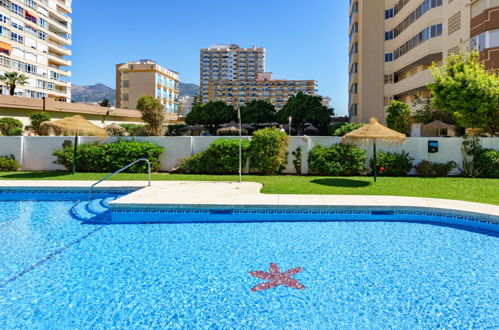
89;158;151;199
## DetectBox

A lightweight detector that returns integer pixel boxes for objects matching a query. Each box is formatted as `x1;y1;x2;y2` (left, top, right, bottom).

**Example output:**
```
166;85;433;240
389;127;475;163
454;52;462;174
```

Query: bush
179;138;250;174
415;160;457;177
53;139;163;173
0;117;23;136
386;100;411;135
249;128;288;175
119;124;149;136
333;122;365;136
105;124;127;137
476;149;499;178
29;112;50;134
308;144;366;176
0;155;19;171
165;124;186;136
370;150;413;176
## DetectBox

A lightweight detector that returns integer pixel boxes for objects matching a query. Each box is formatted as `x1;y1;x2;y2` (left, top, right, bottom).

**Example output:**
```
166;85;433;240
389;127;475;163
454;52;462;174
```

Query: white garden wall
0;136;498;175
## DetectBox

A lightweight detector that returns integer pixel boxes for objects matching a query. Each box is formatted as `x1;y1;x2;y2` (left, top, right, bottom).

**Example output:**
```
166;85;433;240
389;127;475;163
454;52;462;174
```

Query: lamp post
288;116;292;136
238;107;242;183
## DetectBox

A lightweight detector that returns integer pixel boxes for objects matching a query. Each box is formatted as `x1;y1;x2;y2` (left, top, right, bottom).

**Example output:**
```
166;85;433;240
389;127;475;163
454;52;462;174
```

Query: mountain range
71;82;200;104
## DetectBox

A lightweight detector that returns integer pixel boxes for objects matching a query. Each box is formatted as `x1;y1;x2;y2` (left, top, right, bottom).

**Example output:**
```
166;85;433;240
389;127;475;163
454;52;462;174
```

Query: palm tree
0;72;29;96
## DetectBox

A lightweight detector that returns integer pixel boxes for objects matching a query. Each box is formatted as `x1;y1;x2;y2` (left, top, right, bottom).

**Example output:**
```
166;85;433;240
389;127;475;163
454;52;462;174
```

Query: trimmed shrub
309;144;366;176
29;112;51;134
53;139;163;173
333;122;365;136
415;160;457;177
179;138;250;174
0;155;20;171
476;149;499;178
249;128;288;175
165;124;187;136
0;117;23;136
119;124;148;136
370;150;413;176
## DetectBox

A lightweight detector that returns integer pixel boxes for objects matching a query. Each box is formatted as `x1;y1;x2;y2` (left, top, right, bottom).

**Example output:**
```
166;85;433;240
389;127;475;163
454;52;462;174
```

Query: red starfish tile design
248;263;305;292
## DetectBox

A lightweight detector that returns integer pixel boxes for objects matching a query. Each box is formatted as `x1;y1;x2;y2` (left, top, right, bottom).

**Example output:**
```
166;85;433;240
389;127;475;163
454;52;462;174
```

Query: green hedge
180;138;250;174
249;128;288;175
0;155;20;171
308;144;366;176
0;117;23;136
370;150;414;176
53;139;163;173
415;160;457;177
476;149;499;178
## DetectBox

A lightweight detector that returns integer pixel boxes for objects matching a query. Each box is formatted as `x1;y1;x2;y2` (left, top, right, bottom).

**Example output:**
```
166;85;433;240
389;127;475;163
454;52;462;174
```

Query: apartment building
200;44;266;103
208;72;318;110
348;0;498;123
0;0;72;102
116;59;180;114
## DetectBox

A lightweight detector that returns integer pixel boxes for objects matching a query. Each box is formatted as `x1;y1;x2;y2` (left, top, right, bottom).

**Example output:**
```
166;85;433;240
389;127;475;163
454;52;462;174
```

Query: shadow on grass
0;172;74;179
311;178;371;188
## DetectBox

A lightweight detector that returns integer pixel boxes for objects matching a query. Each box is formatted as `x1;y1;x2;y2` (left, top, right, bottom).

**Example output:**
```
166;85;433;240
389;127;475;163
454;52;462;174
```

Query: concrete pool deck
0;180;498;221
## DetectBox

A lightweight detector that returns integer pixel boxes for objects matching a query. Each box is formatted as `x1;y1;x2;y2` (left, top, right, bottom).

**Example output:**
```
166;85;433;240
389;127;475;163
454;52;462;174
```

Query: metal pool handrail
89;158;151;198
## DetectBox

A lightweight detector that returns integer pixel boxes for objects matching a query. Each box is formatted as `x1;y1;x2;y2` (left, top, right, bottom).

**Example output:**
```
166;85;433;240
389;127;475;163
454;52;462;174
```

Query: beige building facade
116;59;180;114
208;73;318;110
200;44;266;103
0;0;72;102
348;0;498;123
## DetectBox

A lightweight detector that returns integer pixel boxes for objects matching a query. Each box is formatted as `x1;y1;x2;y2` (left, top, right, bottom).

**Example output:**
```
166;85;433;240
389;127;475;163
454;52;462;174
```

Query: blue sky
71;0;349;115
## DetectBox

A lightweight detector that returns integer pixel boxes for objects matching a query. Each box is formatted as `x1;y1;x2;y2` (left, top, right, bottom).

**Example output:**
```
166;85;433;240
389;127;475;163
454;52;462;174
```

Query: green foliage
476;149;499;178
185;101;236;128
370;151;414;176
105;124;126;137
249;128;288;175
53;139;163;173
180;138;250;174
29;112;51;134
165;124;187;136
460;137;499;178
332;122;365;136
0;71;29;95
308;144;366;176
136;96;165;136
386;100;411;135
415;160;457;177
411;93;456;125
428;52;499;135
0;117;23;136
291;147;303;175
119;123;148;136
240;100;276;125
276;92;333;133
0;155;19;171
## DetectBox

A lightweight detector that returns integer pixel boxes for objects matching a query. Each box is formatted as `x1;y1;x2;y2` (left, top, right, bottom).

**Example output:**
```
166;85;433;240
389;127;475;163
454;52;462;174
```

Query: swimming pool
1;190;498;328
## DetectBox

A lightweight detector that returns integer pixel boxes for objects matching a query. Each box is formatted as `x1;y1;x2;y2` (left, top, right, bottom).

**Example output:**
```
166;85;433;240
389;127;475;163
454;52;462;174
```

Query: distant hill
71;82;199;104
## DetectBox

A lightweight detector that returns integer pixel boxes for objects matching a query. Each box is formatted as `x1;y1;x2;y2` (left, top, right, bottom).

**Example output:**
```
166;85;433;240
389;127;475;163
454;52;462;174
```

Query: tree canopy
0;72;29;96
428;51;499;135
185;101;236;126
411;93;456;125
276;92;332;131
136;96;165;136
239;100;276;125
386;100;412;135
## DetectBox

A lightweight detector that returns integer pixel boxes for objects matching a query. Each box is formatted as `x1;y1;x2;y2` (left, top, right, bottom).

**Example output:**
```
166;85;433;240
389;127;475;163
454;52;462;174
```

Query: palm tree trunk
9;84;15;96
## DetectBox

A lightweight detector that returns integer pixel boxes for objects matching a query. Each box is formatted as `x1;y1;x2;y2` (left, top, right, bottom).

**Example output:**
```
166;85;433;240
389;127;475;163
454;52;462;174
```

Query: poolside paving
0;180;498;221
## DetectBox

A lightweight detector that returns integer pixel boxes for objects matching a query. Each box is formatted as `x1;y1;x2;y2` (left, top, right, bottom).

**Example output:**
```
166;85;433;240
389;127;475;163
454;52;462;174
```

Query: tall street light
288;116;292;136
238;107;242;183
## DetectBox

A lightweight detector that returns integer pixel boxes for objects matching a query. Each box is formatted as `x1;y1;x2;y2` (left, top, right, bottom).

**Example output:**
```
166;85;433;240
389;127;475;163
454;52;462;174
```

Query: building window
384;74;394;84
384;53;394;62
10;32;23;44
385;8;394;19
11;3;24;16
385;30;394;41
349;103;358;117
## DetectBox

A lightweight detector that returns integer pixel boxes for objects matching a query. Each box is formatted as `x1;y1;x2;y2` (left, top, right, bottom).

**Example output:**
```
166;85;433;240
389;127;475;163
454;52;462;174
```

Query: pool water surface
0;196;498;328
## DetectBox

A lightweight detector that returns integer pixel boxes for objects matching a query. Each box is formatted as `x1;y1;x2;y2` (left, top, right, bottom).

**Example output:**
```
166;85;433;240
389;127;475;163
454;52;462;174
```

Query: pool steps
70;197;117;222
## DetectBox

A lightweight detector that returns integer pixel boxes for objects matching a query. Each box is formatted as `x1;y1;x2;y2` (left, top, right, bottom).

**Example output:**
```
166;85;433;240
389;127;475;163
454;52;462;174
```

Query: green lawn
1;172;498;205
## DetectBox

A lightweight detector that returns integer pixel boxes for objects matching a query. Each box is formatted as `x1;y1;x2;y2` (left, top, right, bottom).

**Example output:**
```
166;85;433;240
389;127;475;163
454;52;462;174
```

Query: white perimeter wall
0;136;498;175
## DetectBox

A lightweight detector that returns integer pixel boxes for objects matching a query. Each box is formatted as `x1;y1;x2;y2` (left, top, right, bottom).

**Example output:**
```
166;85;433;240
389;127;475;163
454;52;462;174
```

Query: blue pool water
0;192;498;328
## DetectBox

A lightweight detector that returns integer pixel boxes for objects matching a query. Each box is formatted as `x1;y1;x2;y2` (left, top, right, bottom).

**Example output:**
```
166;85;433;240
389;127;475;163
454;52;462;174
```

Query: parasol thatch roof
342;118;406;144
39;115;107;137
217;121;248;136
422;120;455;129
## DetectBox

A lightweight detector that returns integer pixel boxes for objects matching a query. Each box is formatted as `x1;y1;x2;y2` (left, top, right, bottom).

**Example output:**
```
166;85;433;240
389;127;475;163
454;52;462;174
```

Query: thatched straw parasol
39;115;107;137
304;124;319;135
217;121;248;136
342;118;406;182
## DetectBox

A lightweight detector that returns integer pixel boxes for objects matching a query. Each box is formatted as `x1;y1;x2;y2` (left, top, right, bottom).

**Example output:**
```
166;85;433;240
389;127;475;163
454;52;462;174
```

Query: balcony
48;41;71;56
384;69;433;97
48;16;71;33
48;31;72;46
48;52;71;67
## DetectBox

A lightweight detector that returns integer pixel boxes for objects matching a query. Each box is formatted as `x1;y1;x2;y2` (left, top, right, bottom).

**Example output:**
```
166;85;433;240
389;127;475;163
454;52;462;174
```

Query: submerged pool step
70;199;114;223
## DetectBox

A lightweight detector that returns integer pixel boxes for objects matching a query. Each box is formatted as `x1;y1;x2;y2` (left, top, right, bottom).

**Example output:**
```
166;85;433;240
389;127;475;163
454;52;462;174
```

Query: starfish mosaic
248;263;305;292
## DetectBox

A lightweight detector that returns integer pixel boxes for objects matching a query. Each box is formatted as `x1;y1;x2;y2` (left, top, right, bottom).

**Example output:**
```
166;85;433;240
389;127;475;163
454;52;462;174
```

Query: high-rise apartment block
200;44;266;103
116;59;180;113
348;0;498;123
208;72;317;110
0;0;72;101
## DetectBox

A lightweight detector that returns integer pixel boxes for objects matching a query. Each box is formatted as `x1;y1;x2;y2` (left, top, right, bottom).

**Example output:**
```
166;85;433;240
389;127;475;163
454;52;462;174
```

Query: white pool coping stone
0;180;498;223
